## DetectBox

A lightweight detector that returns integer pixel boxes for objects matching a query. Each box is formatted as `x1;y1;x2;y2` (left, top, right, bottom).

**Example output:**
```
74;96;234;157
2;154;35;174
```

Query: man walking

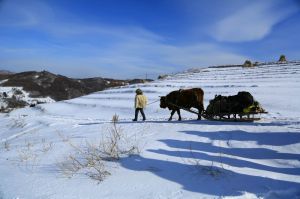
133;88;147;121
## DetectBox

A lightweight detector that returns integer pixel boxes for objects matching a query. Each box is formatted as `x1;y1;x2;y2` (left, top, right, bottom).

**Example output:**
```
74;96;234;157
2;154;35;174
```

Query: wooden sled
164;101;268;122
202;111;268;122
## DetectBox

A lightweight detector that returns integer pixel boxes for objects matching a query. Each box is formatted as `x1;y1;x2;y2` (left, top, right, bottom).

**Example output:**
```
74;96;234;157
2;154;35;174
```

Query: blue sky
0;0;299;79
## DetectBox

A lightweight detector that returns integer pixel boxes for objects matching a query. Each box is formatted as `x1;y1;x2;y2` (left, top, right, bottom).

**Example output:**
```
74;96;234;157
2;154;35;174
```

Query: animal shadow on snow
120;129;300;196
76;118;292;127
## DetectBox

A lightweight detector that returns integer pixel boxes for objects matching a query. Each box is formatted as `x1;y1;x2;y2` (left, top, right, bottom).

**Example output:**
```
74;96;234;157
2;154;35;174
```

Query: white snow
0;63;300;199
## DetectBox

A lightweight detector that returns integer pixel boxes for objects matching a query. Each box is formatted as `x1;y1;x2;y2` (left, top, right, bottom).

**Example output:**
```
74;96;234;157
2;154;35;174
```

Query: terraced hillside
38;62;300;121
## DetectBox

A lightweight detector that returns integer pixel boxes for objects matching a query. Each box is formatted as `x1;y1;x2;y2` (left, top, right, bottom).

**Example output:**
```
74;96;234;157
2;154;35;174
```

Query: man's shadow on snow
120;129;300;196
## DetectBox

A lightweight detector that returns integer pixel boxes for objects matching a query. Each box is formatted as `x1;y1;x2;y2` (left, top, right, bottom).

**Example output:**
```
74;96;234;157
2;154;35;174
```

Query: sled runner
201;111;268;122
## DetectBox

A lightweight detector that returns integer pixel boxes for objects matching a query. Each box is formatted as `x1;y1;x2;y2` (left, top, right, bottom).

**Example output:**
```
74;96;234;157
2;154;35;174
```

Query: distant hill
0;70;14;74
0;70;14;80
0;70;153;101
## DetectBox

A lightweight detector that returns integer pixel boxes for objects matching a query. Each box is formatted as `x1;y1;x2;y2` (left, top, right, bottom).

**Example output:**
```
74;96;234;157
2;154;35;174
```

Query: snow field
0;63;300;198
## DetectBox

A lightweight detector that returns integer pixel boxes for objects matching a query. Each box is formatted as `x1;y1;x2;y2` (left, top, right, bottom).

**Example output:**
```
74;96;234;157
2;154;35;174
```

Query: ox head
160;96;167;108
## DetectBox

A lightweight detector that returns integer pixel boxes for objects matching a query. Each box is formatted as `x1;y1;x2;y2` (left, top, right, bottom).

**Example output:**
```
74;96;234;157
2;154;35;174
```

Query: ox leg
197;108;202;120
169;110;176;121
177;109;182;121
197;114;201;120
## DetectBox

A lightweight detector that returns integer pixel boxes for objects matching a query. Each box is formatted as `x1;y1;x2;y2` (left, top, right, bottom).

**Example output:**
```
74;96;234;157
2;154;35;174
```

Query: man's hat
136;88;143;94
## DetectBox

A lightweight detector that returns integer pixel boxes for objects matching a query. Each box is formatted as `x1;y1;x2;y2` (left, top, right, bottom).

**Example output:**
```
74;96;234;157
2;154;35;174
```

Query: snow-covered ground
1;63;300;199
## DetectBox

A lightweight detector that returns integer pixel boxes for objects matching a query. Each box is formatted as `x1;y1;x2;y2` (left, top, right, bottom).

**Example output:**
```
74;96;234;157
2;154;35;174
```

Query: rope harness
147;99;160;106
146;97;202;115
165;99;203;116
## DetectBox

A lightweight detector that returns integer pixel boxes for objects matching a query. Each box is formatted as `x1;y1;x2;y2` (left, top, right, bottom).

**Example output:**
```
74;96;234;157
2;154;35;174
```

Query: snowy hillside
1;63;300;199
0;83;55;112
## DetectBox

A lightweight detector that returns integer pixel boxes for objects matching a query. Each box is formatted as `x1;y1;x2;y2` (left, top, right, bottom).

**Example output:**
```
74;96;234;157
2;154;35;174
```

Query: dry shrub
9;116;26;128
57;131;70;143
4;141;10;151
57;114;140;182
100;114;139;160
186;143;225;179
41;138;53;153
17;141;37;163
57;141;110;181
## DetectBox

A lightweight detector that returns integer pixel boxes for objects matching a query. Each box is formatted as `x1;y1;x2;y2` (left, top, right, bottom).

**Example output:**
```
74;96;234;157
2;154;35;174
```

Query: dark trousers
134;108;146;120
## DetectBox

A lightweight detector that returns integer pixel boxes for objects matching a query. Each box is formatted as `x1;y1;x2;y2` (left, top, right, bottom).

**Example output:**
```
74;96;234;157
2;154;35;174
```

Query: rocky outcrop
127;79;153;84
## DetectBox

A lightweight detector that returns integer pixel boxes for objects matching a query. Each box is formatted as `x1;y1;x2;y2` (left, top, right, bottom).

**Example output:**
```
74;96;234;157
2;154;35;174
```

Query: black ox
160;88;204;121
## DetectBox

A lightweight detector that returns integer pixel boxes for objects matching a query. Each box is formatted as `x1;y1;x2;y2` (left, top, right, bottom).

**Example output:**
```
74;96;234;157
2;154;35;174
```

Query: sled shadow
121;128;300;196
121;154;300;196
148;148;300;175
180;130;300;146
158;139;300;161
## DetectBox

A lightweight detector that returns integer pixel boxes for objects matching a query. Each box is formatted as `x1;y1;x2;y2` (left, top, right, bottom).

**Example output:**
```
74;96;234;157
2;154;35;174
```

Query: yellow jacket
135;94;147;108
